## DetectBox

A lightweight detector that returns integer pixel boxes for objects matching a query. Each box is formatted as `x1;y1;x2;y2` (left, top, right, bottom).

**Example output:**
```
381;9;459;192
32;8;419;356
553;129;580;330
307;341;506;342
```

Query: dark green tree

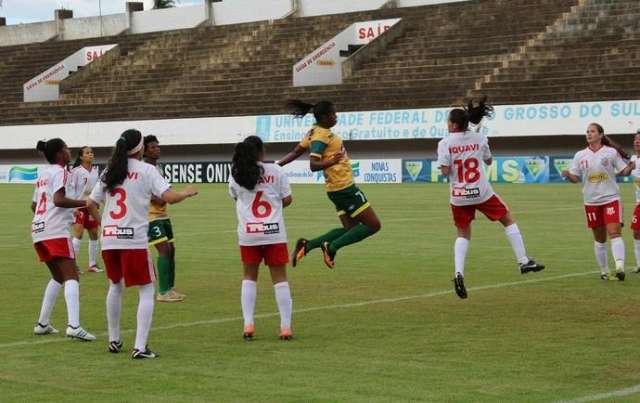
154;0;175;9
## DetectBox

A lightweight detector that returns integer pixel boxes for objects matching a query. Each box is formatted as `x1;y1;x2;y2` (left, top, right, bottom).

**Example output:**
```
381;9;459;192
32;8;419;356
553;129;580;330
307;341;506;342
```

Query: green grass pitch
1;183;640;402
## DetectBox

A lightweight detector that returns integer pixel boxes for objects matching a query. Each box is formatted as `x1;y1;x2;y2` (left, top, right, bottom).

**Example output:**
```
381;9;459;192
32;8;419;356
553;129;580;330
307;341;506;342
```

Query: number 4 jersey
90;158;171;250
229;163;292;246
437;131;495;206
31;164;75;243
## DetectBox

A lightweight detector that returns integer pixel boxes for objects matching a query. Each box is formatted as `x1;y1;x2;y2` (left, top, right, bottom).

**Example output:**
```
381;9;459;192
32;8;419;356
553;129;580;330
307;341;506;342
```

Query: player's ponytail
232;135;264;191
466;95;494;125
287;99;334;123
72;146;89;168
591;123;630;160
103;129;143;192
35;138;66;164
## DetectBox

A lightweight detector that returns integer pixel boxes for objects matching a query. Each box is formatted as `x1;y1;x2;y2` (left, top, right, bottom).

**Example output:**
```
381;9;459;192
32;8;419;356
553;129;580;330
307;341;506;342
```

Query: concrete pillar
126;2;144;33
54;9;73;40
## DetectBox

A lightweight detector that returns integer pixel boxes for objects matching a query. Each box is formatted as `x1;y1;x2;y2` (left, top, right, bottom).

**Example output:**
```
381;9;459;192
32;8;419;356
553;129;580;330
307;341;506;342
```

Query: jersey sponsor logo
452;186;481;199
449;144;479;155
31;221;45;233
588;172;609;183
246;222;280;235
103;225;135;239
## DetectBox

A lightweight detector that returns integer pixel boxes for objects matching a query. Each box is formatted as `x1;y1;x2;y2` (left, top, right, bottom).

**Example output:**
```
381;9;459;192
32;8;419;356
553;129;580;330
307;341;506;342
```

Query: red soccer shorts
451;195;509;229
585;200;623;229
632;204;640;231
34;238;75;262
240;243;289;266
102;249;156;287
74;208;99;230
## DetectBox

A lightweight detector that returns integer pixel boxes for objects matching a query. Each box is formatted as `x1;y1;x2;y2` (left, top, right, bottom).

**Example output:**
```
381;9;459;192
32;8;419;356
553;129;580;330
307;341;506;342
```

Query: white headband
127;137;144;156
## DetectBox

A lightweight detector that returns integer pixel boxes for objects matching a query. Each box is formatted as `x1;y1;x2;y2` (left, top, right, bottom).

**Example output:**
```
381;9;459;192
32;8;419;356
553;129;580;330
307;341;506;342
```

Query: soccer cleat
243;324;255;341
87;265;104;273
33;323;58;335
279;328;293;341
453;273;468;299
131;347;159;359
615;261;625;282
66;326;96;341
601;273;618;281
520;259;545;274
320;241;335;269
108;340;123;353
291;238;308;268
170;288;186;298
156;290;184;302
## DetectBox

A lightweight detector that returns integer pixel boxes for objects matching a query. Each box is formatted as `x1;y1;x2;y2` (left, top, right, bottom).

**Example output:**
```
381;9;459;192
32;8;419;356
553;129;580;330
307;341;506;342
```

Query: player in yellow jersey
278;100;381;268
144;135;185;302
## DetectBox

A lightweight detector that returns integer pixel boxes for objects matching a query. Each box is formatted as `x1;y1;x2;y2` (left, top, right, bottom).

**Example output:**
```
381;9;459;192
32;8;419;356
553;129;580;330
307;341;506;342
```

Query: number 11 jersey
90;158;171;250
229;163;291;246
437;131;495;206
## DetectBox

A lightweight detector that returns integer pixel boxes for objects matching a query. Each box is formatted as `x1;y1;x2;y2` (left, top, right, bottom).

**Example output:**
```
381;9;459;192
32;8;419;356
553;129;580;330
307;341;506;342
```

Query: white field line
0;270;595;349
555;383;640;403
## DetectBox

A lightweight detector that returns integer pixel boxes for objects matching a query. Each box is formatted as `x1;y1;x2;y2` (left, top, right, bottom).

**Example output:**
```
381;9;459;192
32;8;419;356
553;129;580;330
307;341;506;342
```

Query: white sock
135;283;155;351
594;241;608;272
634;239;640;269
241;280;257;326
64;279;80;328
504;224;529;265
274;281;292;329
38;279;61;325
454;237;469;276
72;238;81;260
106;281;123;342
611;237;625;270
88;240;98;267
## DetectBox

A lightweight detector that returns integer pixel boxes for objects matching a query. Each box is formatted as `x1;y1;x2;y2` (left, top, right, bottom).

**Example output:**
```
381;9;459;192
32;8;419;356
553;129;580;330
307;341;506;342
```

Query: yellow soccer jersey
308;125;353;192
148;163;169;221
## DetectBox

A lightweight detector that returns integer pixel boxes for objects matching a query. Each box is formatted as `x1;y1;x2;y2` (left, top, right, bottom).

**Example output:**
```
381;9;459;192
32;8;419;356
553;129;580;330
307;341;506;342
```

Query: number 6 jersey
90;158;170;250
437;131;495;206
229;163;292;246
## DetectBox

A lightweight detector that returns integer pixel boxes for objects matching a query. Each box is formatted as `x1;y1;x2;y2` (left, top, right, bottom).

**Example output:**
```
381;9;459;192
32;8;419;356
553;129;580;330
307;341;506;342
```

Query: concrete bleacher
0;0;638;126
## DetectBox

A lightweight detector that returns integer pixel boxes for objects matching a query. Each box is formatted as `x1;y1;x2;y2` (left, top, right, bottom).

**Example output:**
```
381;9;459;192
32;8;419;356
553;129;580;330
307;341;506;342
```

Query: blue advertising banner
402;157;551;183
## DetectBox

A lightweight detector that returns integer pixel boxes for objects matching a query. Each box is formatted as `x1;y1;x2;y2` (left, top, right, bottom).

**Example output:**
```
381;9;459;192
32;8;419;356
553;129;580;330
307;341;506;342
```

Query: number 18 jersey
229;163;291;246
89;158;170;250
437;131;495;206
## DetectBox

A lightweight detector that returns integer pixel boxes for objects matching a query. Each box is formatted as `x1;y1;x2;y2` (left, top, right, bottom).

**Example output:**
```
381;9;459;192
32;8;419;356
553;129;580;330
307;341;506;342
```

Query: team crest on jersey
103;225;134;239
31;221;45;234
246;222;280;235
452;187;480;199
600;158;609;167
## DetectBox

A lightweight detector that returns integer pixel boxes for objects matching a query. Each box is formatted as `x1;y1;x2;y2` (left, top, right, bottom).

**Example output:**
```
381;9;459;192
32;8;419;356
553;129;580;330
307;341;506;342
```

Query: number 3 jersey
229;163;292;246
31;164;74;243
90;158;170;250
437;131;494;206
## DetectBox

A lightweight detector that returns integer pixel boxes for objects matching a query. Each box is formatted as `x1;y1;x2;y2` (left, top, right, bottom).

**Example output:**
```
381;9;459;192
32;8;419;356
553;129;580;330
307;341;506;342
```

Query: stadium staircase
0;0;637;126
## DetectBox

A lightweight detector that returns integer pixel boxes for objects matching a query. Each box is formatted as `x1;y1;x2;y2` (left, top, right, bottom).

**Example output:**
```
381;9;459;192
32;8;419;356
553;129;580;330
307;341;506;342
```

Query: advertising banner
0;165;45;184
402;157;550;184
280;159;402;185
158;162;232;184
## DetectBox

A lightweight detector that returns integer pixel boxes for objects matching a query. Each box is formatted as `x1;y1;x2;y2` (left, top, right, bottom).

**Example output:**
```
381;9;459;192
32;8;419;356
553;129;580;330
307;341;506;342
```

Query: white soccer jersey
70;165;99;199
31;164;74;243
569;146;627;206
90;158;170;250
229;163;291;246
437;131;494;206
630;155;640;203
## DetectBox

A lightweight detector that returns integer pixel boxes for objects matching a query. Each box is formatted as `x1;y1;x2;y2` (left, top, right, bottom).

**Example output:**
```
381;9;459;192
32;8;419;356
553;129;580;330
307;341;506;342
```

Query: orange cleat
279;327;293;341
320;241;335;269
243;324;255;341
291;238;308;268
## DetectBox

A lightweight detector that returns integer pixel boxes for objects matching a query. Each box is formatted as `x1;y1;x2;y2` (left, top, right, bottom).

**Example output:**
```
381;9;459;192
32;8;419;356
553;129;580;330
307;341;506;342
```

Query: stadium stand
0;0;638;126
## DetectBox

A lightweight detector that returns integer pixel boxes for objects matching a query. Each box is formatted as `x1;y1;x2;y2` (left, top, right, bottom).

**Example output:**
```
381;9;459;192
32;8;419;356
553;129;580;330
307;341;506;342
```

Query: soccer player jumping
437;99;545;299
